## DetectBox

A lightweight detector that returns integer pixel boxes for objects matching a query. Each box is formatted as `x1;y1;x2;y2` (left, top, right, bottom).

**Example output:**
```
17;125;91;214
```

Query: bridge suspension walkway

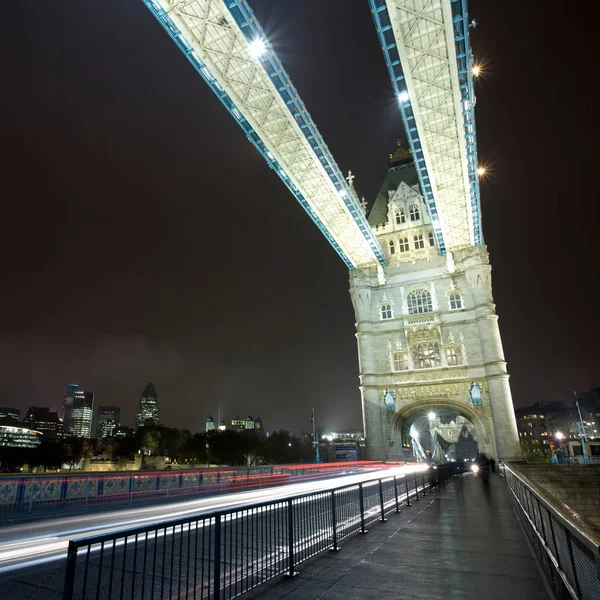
244;473;550;600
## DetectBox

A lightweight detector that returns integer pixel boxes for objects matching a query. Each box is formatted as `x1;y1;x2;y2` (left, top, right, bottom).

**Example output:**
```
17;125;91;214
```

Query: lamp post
574;391;590;463
553;431;565;464
427;411;436;460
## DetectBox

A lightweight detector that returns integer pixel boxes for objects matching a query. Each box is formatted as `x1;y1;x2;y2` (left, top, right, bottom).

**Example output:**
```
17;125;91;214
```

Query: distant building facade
230;417;245;431
22;406;65;439
136;382;160;428
515;401;579;454
62;383;79;427
0;424;43;448
69;391;95;438
114;426;135;438
0;408;20;422
96;406;121;438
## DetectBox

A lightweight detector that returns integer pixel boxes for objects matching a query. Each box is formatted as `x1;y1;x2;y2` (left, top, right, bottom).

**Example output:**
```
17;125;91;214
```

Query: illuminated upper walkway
141;1;485;267
141;0;386;270
244;474;550;600
369;0;483;254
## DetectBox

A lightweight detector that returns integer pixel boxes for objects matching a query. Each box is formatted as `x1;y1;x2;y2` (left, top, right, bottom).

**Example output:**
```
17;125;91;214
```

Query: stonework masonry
349;162;521;462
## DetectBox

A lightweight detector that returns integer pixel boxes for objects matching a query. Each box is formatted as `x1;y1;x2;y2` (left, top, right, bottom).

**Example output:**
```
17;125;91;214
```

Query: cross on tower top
346;170;355;187
359;197;368;215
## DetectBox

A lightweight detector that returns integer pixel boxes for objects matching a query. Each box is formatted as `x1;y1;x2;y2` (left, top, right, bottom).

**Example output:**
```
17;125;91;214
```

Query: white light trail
0;464;427;573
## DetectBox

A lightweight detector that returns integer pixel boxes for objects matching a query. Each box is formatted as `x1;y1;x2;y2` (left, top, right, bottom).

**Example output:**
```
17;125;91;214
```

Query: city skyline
1;1;596;434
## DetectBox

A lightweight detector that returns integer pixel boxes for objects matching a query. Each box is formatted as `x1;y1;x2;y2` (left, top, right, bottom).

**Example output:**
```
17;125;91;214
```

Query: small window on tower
428;232;435;247
446;347;463;366
409;205;420;221
389;240;395;255
395;209;406;224
414;234;424;249
392;352;408;371
449;292;463;310
381;304;393;320
399;237;409;252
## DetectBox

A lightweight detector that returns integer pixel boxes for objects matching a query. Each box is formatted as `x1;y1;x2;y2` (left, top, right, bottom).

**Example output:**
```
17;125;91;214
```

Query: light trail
0;464;427;574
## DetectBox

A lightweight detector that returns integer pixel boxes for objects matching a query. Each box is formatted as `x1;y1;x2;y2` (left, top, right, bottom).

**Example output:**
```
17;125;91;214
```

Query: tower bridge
141;0;521;462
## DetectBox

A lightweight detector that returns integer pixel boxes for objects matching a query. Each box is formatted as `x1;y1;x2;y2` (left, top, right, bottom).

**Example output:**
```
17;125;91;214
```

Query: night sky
2;1;596;434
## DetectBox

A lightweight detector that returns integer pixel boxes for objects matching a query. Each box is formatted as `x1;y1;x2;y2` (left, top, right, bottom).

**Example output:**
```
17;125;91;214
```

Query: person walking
475;453;491;485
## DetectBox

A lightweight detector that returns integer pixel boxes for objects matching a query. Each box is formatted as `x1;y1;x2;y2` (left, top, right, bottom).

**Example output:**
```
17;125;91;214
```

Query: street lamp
555;431;565;441
427;411;436;421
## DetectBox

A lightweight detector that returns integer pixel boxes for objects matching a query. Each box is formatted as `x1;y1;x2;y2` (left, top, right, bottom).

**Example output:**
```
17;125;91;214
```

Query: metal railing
502;463;600;600
63;464;454;599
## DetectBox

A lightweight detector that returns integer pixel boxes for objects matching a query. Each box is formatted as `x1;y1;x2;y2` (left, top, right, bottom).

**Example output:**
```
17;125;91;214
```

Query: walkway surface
245;472;551;600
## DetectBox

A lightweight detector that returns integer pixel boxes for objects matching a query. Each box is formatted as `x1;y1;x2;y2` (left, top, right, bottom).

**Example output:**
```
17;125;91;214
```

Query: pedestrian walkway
245;472;551;600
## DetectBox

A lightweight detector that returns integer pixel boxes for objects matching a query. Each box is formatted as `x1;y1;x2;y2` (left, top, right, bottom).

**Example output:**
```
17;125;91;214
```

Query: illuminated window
381;304;393;320
412;343;441;369
446;347;463;366
399;237;409;252
414;234;424;249
409;205;420;221
389;240;395;255
392;352;408;371
395;209;406;224
449;292;463;310
428;231;435;247
407;289;432;314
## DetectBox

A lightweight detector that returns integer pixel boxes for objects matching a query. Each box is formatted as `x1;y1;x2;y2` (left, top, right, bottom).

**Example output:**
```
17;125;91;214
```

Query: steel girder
141;0;386;269
369;0;483;251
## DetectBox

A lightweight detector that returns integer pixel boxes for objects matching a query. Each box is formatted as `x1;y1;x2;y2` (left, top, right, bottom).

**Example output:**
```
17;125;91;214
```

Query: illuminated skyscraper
62;383;79;427
96;406;121;438
136;382;160;428
69;391;95;438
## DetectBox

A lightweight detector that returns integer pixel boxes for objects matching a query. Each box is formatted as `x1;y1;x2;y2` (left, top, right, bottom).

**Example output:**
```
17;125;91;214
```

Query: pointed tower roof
142;382;157;397
368;142;420;228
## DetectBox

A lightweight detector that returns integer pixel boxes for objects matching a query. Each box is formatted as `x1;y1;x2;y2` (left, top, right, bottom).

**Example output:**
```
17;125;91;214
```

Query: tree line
0;426;317;472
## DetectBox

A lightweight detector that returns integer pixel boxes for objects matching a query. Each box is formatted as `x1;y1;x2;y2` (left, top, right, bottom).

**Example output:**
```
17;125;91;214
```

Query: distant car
164;465;172;470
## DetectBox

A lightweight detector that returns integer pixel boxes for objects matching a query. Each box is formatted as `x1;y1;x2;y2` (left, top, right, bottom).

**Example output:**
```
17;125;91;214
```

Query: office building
96;406;121;438
136;382;160;428
0;423;43;448
0;407;20;422
69;391;95;438
22;406;65;439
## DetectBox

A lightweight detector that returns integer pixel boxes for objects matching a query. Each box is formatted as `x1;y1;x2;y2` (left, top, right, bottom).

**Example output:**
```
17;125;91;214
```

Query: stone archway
389;397;495;459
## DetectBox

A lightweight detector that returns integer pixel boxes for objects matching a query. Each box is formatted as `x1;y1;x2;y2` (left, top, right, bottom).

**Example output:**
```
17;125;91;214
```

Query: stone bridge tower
350;151;521;462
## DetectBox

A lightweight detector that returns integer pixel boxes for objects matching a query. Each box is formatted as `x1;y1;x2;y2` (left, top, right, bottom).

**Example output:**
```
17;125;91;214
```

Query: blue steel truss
451;0;483;245
140;0;387;269
368;0;484;250
368;0;446;256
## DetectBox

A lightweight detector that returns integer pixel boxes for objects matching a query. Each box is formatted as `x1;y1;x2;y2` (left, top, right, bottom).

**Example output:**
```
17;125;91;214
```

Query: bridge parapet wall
510;463;600;527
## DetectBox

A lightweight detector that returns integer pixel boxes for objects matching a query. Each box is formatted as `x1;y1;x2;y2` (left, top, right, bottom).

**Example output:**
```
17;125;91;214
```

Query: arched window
446;347;463;366
449;292;463;310
395;209;406;225
399;237;409;252
412;343;441;369
409;205;420;221
414;234;424;249
389;240;395;255
407;289;433;314
381;304;393;320
428;231;435;247
392;352;408;372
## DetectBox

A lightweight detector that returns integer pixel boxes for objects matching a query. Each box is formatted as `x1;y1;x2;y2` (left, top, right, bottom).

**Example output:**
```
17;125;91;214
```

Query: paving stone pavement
243;473;552;600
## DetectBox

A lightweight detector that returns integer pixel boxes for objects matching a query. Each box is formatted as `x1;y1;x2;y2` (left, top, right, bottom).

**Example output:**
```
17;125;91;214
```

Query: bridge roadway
0;468;549;599
0;465;423;597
